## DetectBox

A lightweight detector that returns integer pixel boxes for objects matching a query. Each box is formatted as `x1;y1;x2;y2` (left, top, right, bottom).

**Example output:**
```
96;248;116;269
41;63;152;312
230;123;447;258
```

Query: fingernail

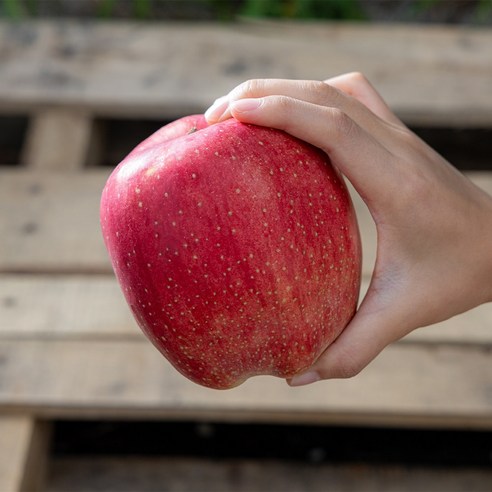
204;96;229;123
230;98;262;113
288;371;321;387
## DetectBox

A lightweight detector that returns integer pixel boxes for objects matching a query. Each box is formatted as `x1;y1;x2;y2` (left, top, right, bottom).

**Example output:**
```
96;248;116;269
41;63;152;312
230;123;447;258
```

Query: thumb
288;285;407;385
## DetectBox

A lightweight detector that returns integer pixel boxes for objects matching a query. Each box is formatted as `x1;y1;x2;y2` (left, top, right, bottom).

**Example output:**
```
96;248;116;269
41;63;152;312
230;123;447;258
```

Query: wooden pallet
1;20;492;492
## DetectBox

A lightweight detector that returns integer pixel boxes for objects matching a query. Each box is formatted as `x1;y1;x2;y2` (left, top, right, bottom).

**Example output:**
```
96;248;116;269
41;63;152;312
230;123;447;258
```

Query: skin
204;72;492;386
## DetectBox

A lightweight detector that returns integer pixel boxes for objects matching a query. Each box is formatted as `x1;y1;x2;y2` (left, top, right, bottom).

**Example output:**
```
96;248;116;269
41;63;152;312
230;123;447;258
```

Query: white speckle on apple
101;115;361;390
135;187;141;194
138;201;143;208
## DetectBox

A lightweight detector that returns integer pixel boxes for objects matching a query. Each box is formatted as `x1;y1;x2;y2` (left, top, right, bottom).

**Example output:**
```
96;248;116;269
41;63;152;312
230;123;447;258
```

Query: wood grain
0;170;111;273
0;339;491;428
1;21;492;125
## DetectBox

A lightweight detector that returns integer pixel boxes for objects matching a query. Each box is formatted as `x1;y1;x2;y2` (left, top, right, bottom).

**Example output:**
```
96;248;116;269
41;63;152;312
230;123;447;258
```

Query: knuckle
263;95;296;132
264;94;295;118
306;79;331;95
329;107;358;140
328;350;364;380
338;360;364;379
314;342;366;380
311;79;344;107
232;79;264;98
274;94;293;111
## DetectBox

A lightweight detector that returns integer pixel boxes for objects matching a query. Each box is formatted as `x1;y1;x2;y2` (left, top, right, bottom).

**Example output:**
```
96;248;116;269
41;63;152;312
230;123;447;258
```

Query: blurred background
1;1;492;491
2;0;492;24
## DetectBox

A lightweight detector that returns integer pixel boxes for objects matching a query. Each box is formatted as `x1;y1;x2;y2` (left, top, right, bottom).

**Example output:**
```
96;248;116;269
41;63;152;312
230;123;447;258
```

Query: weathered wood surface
0;170;109;273
46;457;492;492
1;168;491;429
1;338;492;428
0;416;51;492
1;21;492;125
0;20;491;491
0;20;491;439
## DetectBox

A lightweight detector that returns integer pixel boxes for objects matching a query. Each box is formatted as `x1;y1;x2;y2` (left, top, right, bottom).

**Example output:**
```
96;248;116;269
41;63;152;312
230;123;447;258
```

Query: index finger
325;72;404;127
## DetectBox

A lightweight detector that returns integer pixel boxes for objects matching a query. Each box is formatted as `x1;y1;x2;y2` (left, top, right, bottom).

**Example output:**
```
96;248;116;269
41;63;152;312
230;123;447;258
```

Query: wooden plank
0;170;111;273
0;416;51;492
46;457;492;492
1;274;491;345
1;21;492;125
0;274;136;340
21;108;94;171
0;339;491;428
1;170;490;276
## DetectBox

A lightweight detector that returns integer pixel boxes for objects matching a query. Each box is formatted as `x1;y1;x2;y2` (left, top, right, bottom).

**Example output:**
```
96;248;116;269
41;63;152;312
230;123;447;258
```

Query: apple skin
100;115;361;389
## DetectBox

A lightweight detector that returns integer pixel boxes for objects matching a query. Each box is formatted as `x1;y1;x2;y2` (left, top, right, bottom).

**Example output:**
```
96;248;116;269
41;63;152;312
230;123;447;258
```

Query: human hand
204;73;492;385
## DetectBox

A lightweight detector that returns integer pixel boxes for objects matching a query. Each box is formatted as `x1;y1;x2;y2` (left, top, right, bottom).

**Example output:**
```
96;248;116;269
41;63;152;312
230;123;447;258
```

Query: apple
100;115;361;389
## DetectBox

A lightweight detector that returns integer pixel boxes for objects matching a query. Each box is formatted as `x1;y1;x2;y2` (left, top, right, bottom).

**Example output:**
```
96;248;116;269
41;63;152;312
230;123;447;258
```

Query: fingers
205;74;406;136
223;94;397;207
288;278;410;385
207;79;344;123
292;315;390;384
288;310;389;384
202;73;492;389
325;72;404;126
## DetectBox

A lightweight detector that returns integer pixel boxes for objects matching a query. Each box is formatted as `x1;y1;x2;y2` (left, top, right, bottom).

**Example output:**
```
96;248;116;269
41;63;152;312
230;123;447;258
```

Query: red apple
100;115;361;389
